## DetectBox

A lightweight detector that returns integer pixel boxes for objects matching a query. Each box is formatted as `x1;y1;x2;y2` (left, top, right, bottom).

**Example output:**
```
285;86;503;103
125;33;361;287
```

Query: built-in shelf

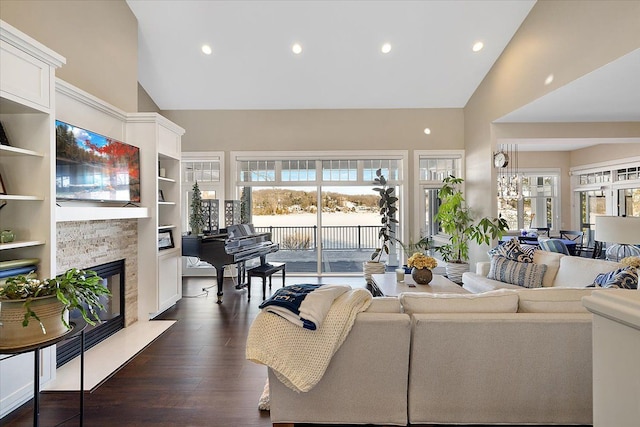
158;201;176;206
0;145;43;157
158;224;177;230
0;240;46;250
56;206;149;222
0;194;44;201
158;176;175;183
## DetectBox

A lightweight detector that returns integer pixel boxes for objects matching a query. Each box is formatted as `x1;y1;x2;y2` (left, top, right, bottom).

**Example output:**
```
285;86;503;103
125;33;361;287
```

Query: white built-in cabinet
127;114;184;319
0;19;65;418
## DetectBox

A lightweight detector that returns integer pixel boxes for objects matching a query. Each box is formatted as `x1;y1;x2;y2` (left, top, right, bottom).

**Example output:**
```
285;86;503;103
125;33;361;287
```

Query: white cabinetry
127;114;184;319
0;19;64;418
583;290;640;427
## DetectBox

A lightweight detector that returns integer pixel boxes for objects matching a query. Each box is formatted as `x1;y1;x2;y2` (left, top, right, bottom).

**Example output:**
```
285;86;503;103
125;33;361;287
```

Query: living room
1;0;639;426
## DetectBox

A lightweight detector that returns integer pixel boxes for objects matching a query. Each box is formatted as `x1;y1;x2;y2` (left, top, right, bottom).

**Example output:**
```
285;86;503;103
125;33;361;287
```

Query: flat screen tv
55;120;141;203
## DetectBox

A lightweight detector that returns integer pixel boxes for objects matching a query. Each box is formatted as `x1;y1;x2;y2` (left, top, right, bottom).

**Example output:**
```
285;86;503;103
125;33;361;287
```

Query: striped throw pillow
488;255;548;288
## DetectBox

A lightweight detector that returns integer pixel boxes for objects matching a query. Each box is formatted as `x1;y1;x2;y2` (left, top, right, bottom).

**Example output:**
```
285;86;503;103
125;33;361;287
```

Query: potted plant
395;235;431;272
363;169;398;283
434;175;508;283
0;268;110;348
189;181;205;236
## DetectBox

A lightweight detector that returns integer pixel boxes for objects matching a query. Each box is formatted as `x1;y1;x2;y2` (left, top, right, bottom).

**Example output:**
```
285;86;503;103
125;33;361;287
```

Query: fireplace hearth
56;259;126;367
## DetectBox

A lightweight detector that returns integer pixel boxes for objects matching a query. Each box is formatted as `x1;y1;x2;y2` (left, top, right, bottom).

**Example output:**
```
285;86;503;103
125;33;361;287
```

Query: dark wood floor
1;275;590;427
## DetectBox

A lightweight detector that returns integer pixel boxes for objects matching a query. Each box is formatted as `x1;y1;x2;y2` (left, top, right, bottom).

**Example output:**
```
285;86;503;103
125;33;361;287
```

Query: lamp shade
595;216;640;244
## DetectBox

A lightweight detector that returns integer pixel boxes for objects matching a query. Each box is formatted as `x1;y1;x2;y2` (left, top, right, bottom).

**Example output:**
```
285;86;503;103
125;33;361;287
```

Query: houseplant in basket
363;169;398;284
434;176;508;283
0;268;110;349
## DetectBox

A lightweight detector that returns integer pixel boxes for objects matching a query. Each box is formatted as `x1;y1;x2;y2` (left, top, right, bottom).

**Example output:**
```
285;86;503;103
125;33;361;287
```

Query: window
182;152;224;233
414;151;464;241
231;151;407;275
497;172;560;231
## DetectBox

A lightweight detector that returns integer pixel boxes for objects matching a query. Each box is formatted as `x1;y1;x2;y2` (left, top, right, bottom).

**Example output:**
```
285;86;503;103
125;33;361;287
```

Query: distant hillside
251;188;379;215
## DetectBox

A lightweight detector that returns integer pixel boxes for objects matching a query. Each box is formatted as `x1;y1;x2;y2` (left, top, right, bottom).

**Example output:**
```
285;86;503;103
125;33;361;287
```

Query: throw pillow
488;238;535;263
399;289;519;315
593;266;638;289
487;255;548;288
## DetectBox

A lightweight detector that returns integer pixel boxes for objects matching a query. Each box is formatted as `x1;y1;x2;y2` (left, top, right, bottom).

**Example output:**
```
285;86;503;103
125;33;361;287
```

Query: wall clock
493;151;509;168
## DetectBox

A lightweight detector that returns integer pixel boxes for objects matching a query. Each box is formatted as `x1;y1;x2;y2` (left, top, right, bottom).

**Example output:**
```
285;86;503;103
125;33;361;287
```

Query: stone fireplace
56;219;139;327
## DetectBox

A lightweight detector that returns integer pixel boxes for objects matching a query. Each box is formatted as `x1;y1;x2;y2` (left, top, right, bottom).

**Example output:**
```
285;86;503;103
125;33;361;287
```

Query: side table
0;320;87;427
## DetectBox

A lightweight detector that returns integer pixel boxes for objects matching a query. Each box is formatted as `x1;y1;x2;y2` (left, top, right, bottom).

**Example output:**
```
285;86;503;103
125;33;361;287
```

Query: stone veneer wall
57;220;138;326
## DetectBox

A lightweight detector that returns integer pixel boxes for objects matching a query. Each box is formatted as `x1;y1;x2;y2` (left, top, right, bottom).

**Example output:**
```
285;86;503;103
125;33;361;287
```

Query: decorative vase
0;295;69;349
363;261;386;284
411;267;433;285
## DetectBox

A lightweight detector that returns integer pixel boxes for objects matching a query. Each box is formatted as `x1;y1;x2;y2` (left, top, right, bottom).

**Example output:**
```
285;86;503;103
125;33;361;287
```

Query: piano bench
247;262;286;301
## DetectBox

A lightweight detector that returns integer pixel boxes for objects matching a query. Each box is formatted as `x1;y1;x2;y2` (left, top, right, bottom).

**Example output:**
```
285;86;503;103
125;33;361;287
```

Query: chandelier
496;143;521;200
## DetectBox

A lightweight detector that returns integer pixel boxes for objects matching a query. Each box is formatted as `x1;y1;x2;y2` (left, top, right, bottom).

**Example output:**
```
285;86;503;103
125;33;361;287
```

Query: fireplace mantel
56;206;149;222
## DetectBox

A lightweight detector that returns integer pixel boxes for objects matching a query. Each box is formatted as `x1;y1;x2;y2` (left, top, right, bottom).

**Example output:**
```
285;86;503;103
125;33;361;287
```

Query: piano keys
182;224;279;303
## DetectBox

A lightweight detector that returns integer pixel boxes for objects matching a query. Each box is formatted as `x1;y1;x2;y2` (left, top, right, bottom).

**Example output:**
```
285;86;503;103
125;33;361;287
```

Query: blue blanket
259;283;350;330
0;265;38;279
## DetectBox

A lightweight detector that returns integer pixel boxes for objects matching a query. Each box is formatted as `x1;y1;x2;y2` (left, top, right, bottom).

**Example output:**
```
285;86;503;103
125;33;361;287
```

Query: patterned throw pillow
488;255;548;288
593;266;638;289
488;238;535;263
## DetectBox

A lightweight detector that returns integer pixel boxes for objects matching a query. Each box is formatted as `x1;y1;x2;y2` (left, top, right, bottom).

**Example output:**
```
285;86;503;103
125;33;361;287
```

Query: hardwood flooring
1;276;590;427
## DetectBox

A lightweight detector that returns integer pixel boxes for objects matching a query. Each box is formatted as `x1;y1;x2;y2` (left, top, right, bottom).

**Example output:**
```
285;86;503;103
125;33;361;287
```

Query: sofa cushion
399;289;519;314
517;288;596;313
488;238;535;263
366;297;403;313
533;250;564;287
488;256;548;288
593;266;638;289
553;256;624;288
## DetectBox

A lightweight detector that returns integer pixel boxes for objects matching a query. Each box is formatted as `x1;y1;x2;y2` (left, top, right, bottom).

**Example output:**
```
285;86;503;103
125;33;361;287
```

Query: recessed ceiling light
545;74;554;85
292;43;303;54
201;44;212;55
424;128;431;135
472;41;484;52
381;43;392;54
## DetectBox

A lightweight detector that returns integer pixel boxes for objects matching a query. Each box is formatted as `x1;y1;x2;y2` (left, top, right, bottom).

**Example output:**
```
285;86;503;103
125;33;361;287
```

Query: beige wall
163;108;463;153
138;83;160;113
571;143;640;168
0;0;138;112
464;0;640;263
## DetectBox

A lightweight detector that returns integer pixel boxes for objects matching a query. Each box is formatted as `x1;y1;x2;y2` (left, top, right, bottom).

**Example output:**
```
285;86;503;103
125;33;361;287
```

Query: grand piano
182;223;279;303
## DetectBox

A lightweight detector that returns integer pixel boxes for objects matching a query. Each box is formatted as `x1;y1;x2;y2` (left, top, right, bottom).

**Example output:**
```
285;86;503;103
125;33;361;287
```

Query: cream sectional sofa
462;250;625;293
268;288;599;426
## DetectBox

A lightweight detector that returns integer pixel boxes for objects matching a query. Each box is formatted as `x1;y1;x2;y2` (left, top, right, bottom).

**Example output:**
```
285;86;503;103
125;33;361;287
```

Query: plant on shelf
0;268;110;348
434;175;508;283
363;169;398;283
189;181;205;236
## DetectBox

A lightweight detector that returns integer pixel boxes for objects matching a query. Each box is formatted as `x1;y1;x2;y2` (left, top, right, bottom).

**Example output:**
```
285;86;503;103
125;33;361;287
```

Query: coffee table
370;272;468;297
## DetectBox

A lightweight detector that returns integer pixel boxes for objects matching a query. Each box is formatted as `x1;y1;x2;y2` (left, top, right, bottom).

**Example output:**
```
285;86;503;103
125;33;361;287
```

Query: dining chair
532;227;550;237
559;230;585;256
539;239;571;255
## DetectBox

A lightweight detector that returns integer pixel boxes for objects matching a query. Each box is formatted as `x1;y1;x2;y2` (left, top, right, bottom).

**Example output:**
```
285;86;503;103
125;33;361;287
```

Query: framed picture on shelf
158;229;174;250
158;190;165;202
0;122;11;146
0;172;6;210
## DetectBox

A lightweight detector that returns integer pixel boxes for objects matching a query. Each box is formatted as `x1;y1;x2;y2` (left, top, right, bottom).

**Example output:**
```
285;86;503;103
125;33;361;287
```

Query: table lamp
595;216;640;262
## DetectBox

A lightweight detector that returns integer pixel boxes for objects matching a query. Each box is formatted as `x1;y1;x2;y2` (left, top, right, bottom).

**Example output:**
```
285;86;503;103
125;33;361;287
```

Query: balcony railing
255;225;380;250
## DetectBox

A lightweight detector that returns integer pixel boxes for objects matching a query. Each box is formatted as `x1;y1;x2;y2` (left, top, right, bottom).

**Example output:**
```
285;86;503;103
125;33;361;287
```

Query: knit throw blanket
246;287;372;393
258;283;350;330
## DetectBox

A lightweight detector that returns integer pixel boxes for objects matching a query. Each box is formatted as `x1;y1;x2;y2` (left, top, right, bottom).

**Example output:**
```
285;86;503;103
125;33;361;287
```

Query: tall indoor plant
0;268;111;348
363;169;398;283
434;175;508;283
